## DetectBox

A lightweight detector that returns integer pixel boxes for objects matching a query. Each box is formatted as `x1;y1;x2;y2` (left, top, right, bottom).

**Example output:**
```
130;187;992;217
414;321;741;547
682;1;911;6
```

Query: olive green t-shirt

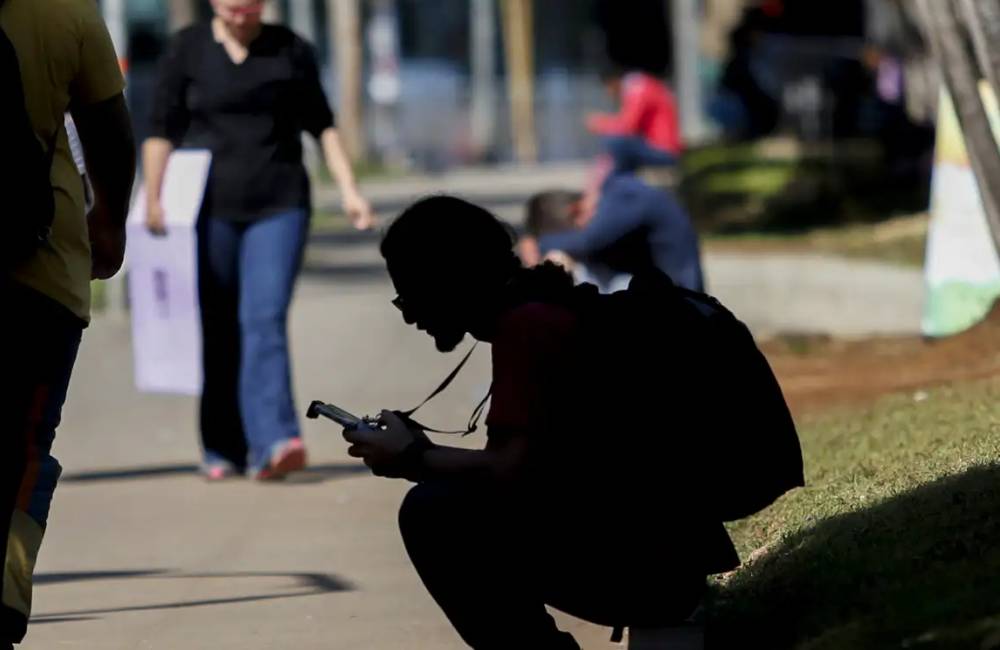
3;0;125;321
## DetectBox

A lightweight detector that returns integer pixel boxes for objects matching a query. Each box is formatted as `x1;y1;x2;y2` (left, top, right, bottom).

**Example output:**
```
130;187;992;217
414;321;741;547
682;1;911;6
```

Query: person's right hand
575;188;599;227
90;223;126;280
544;250;576;272
518;236;541;266
343;191;376;231
146;200;167;237
585;112;608;133
343;410;419;475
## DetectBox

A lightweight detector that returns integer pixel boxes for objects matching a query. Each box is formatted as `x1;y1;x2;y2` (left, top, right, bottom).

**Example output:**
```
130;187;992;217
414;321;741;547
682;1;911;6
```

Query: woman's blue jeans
197;208;309;473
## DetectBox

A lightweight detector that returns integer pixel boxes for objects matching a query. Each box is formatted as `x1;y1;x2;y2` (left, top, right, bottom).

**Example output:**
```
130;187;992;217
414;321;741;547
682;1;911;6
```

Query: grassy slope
704;212;929;268
709;376;1000;649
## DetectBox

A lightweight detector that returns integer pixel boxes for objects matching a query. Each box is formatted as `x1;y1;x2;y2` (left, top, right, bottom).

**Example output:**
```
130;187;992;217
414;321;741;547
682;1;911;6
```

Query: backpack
564;269;805;522
0;4;57;270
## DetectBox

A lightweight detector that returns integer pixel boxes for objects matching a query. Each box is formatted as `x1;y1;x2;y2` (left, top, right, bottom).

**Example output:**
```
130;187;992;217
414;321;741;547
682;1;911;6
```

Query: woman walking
143;0;373;480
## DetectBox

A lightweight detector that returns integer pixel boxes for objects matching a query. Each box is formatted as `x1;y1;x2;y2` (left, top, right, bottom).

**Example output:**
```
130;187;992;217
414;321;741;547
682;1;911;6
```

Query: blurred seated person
587;65;682;176
521;170;705;294
522;191;630;294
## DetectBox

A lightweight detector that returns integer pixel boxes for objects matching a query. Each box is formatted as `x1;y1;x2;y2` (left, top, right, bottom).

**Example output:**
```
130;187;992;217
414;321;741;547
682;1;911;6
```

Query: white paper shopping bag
126;150;211;394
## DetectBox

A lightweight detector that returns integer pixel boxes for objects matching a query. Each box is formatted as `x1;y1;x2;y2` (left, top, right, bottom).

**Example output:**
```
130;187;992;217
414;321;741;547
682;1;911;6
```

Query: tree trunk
670;0;706;143
500;0;537;163
329;0;367;160
958;0;1000;106
470;0;498;159
916;0;1000;254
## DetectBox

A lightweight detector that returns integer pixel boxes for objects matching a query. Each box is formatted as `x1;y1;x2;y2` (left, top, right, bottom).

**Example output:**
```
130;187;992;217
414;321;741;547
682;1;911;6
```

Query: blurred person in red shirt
587;66;682;174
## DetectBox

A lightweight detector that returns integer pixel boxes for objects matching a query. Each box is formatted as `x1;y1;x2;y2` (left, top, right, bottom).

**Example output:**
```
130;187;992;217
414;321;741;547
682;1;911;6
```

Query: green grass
708;376;1000;649
700;164;799;196
678;137;930;237
705;213;929;268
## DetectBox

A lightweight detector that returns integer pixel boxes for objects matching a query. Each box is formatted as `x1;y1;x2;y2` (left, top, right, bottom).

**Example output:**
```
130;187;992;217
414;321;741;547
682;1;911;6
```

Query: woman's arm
142;30;192;235
294;34;375;231
141;138;174;235
319;127;374;230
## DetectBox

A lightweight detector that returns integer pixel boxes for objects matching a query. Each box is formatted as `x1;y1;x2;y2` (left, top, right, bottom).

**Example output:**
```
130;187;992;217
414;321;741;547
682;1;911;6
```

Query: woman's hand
518;236;541;266
146;200;167;236
343;191;375;230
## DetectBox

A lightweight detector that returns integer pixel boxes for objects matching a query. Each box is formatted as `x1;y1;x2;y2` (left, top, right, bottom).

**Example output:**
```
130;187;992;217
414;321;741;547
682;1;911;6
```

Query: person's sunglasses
392;292;448;314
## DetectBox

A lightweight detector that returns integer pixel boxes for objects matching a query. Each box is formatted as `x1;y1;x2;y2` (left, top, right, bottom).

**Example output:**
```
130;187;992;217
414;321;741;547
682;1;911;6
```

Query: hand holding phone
306;400;376;430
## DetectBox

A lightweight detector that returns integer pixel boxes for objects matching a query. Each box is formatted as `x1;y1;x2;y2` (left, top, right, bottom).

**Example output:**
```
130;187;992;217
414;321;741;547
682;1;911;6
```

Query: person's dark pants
196;208;309;473
604;135;678;174
1;283;83;646
398;481;706;649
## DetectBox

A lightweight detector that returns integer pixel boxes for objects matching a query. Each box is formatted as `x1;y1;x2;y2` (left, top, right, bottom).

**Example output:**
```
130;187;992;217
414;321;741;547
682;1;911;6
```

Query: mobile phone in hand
306;400;365;429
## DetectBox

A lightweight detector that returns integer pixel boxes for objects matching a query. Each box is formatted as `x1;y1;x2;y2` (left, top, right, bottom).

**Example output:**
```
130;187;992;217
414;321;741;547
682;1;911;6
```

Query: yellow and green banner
923;83;1000;337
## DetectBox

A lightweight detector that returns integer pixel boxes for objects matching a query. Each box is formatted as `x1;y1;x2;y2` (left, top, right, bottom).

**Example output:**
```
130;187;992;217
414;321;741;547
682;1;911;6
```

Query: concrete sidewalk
23;279;611;649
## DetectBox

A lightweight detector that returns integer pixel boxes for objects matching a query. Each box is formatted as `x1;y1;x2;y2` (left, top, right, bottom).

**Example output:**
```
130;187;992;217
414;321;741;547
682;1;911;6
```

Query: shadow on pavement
29;615;100;625
35;569;170;585
61;462;370;484
31;570;354;623
309;230;381;247
300;261;388;281
363;193;534;216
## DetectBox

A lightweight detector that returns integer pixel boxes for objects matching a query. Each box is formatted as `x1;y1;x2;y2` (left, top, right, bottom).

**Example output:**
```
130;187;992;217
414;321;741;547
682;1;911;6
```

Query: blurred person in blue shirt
521;172;705;294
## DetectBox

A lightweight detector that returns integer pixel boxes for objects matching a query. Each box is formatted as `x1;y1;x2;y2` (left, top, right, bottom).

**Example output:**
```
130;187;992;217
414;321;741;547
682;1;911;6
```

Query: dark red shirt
483;298;740;576
486;302;578;436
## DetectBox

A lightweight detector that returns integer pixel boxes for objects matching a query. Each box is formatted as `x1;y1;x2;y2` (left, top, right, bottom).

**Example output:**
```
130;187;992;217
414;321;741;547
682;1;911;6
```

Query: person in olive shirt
2;0;135;646
143;0;374;481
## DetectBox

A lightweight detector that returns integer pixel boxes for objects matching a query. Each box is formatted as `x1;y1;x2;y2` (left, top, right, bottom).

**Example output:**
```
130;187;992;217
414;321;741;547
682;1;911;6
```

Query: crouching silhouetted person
343;196;804;649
